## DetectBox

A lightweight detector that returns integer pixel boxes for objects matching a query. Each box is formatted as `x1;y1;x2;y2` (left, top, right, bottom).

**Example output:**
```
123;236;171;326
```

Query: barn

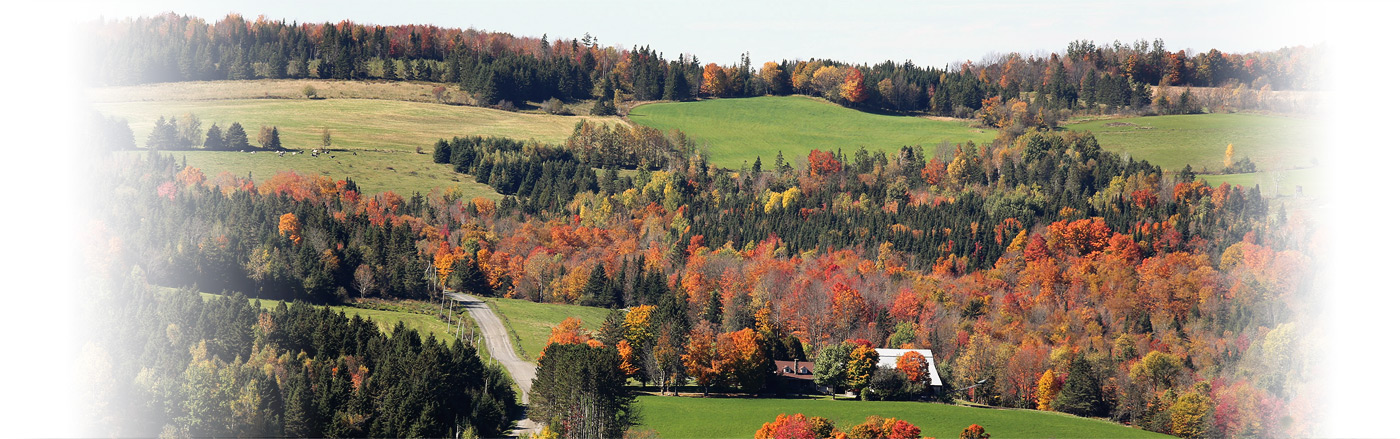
874;348;942;388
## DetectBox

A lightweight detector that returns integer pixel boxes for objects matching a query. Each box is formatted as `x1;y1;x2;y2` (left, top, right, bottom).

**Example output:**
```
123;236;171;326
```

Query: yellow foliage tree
1036;369;1060;410
1223;143;1235;168
1170;390;1212;439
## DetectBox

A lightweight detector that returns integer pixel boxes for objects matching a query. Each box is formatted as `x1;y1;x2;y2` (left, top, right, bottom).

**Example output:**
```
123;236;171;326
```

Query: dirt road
446;292;537;435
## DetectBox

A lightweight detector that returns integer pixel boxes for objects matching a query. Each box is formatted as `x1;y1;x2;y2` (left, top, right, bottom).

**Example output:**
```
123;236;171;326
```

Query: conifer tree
225;122;251;150
204;124;225;150
1053;356;1106;417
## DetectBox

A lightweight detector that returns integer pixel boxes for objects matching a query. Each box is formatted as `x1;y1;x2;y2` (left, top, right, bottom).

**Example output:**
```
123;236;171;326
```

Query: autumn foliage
277;212;301;245
808;149;842;177
895;351;929;384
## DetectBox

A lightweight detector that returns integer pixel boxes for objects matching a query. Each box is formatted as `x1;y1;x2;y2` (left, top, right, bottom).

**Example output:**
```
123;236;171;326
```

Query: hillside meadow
93;80;621;195
1063;113;1319;173
629;96;996;169
485;297;612;362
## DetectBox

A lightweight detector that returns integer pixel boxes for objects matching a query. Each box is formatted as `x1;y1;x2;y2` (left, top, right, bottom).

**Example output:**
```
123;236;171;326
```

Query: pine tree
204;124;226;150
225;122;251;150
146;116;179;150
1053;356;1106;417
382;59;398;80
580;264;611;307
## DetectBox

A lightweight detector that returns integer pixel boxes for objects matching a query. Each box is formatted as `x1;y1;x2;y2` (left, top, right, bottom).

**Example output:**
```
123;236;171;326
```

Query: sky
75;0;1323;67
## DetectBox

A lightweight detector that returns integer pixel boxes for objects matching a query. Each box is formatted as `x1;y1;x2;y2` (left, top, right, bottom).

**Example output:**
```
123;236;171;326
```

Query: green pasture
633;394;1167;438
93;91;619;195
141;149;499;199
1064;113;1319;173
484;297;612;362
628;96;996;169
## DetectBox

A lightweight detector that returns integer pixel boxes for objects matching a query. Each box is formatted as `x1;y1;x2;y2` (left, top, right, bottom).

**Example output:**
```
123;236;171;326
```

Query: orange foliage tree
1046;217;1113;257
683;325;719;396
716;328;770;394
895;351;929;384
754;413;835;439
839;68;868;105
540;317;593;359
277;212;302;245
432;241;465;286
960;424;990;439
701;63;729;97
616;339;640;379
847;415;922;439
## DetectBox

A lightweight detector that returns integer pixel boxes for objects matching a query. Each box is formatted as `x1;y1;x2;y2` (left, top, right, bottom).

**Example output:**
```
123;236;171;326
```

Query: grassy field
633;395;1167;438
484;297;612;362
194;292;468;342
148;149;497;199
1063;113;1320;173
628;96;996;169
1198;167;1323;198
93;80;620;195
89;79;475;105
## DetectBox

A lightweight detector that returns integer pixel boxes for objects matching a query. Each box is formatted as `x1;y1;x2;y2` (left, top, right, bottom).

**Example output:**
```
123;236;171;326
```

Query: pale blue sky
80;0;1320;67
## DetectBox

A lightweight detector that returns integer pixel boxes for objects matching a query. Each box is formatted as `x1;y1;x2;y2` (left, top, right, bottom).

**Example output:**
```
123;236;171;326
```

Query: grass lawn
628;96;996;169
1063;113;1320;173
633;395;1167;439
484;297;612;362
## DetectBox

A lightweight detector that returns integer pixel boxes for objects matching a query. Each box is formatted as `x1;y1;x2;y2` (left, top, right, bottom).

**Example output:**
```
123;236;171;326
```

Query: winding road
446;292;536;402
445;292;538;436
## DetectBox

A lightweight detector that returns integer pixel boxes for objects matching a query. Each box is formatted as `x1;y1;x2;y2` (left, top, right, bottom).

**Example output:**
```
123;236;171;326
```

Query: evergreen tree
225;122;251;150
581;264;612;307
1053;356;1107;417
529;343;633;438
146;116;179;150
203;124;226;150
449;257;492;296
382;59;398;80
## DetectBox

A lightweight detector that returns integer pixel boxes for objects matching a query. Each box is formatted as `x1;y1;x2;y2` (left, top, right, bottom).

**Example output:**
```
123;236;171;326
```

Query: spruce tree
1053;356;1107;417
580;263;610;307
382;59;397;80
146;116;179;150
203;124;226;150
225;122;251;150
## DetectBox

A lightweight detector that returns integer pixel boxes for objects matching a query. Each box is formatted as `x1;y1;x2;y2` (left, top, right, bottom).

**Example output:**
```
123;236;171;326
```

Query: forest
86;106;1316;436
78;11;1322;439
91;13;1321;116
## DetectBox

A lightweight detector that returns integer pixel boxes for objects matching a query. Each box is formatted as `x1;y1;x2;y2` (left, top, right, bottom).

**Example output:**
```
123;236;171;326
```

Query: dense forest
91;13;1321;115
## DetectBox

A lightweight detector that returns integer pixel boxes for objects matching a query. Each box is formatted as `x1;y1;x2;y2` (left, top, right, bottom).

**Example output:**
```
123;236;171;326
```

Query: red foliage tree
807;149;842;177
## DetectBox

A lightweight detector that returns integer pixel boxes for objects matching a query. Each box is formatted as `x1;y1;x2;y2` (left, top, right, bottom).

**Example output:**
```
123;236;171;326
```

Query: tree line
92;14;1319;116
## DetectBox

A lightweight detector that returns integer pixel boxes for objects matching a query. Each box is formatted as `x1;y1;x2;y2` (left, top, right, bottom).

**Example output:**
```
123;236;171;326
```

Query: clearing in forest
628;96;996;169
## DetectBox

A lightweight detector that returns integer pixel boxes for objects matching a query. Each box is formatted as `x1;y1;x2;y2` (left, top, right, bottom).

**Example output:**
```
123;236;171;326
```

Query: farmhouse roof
873;348;942;386
773;360;816;381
